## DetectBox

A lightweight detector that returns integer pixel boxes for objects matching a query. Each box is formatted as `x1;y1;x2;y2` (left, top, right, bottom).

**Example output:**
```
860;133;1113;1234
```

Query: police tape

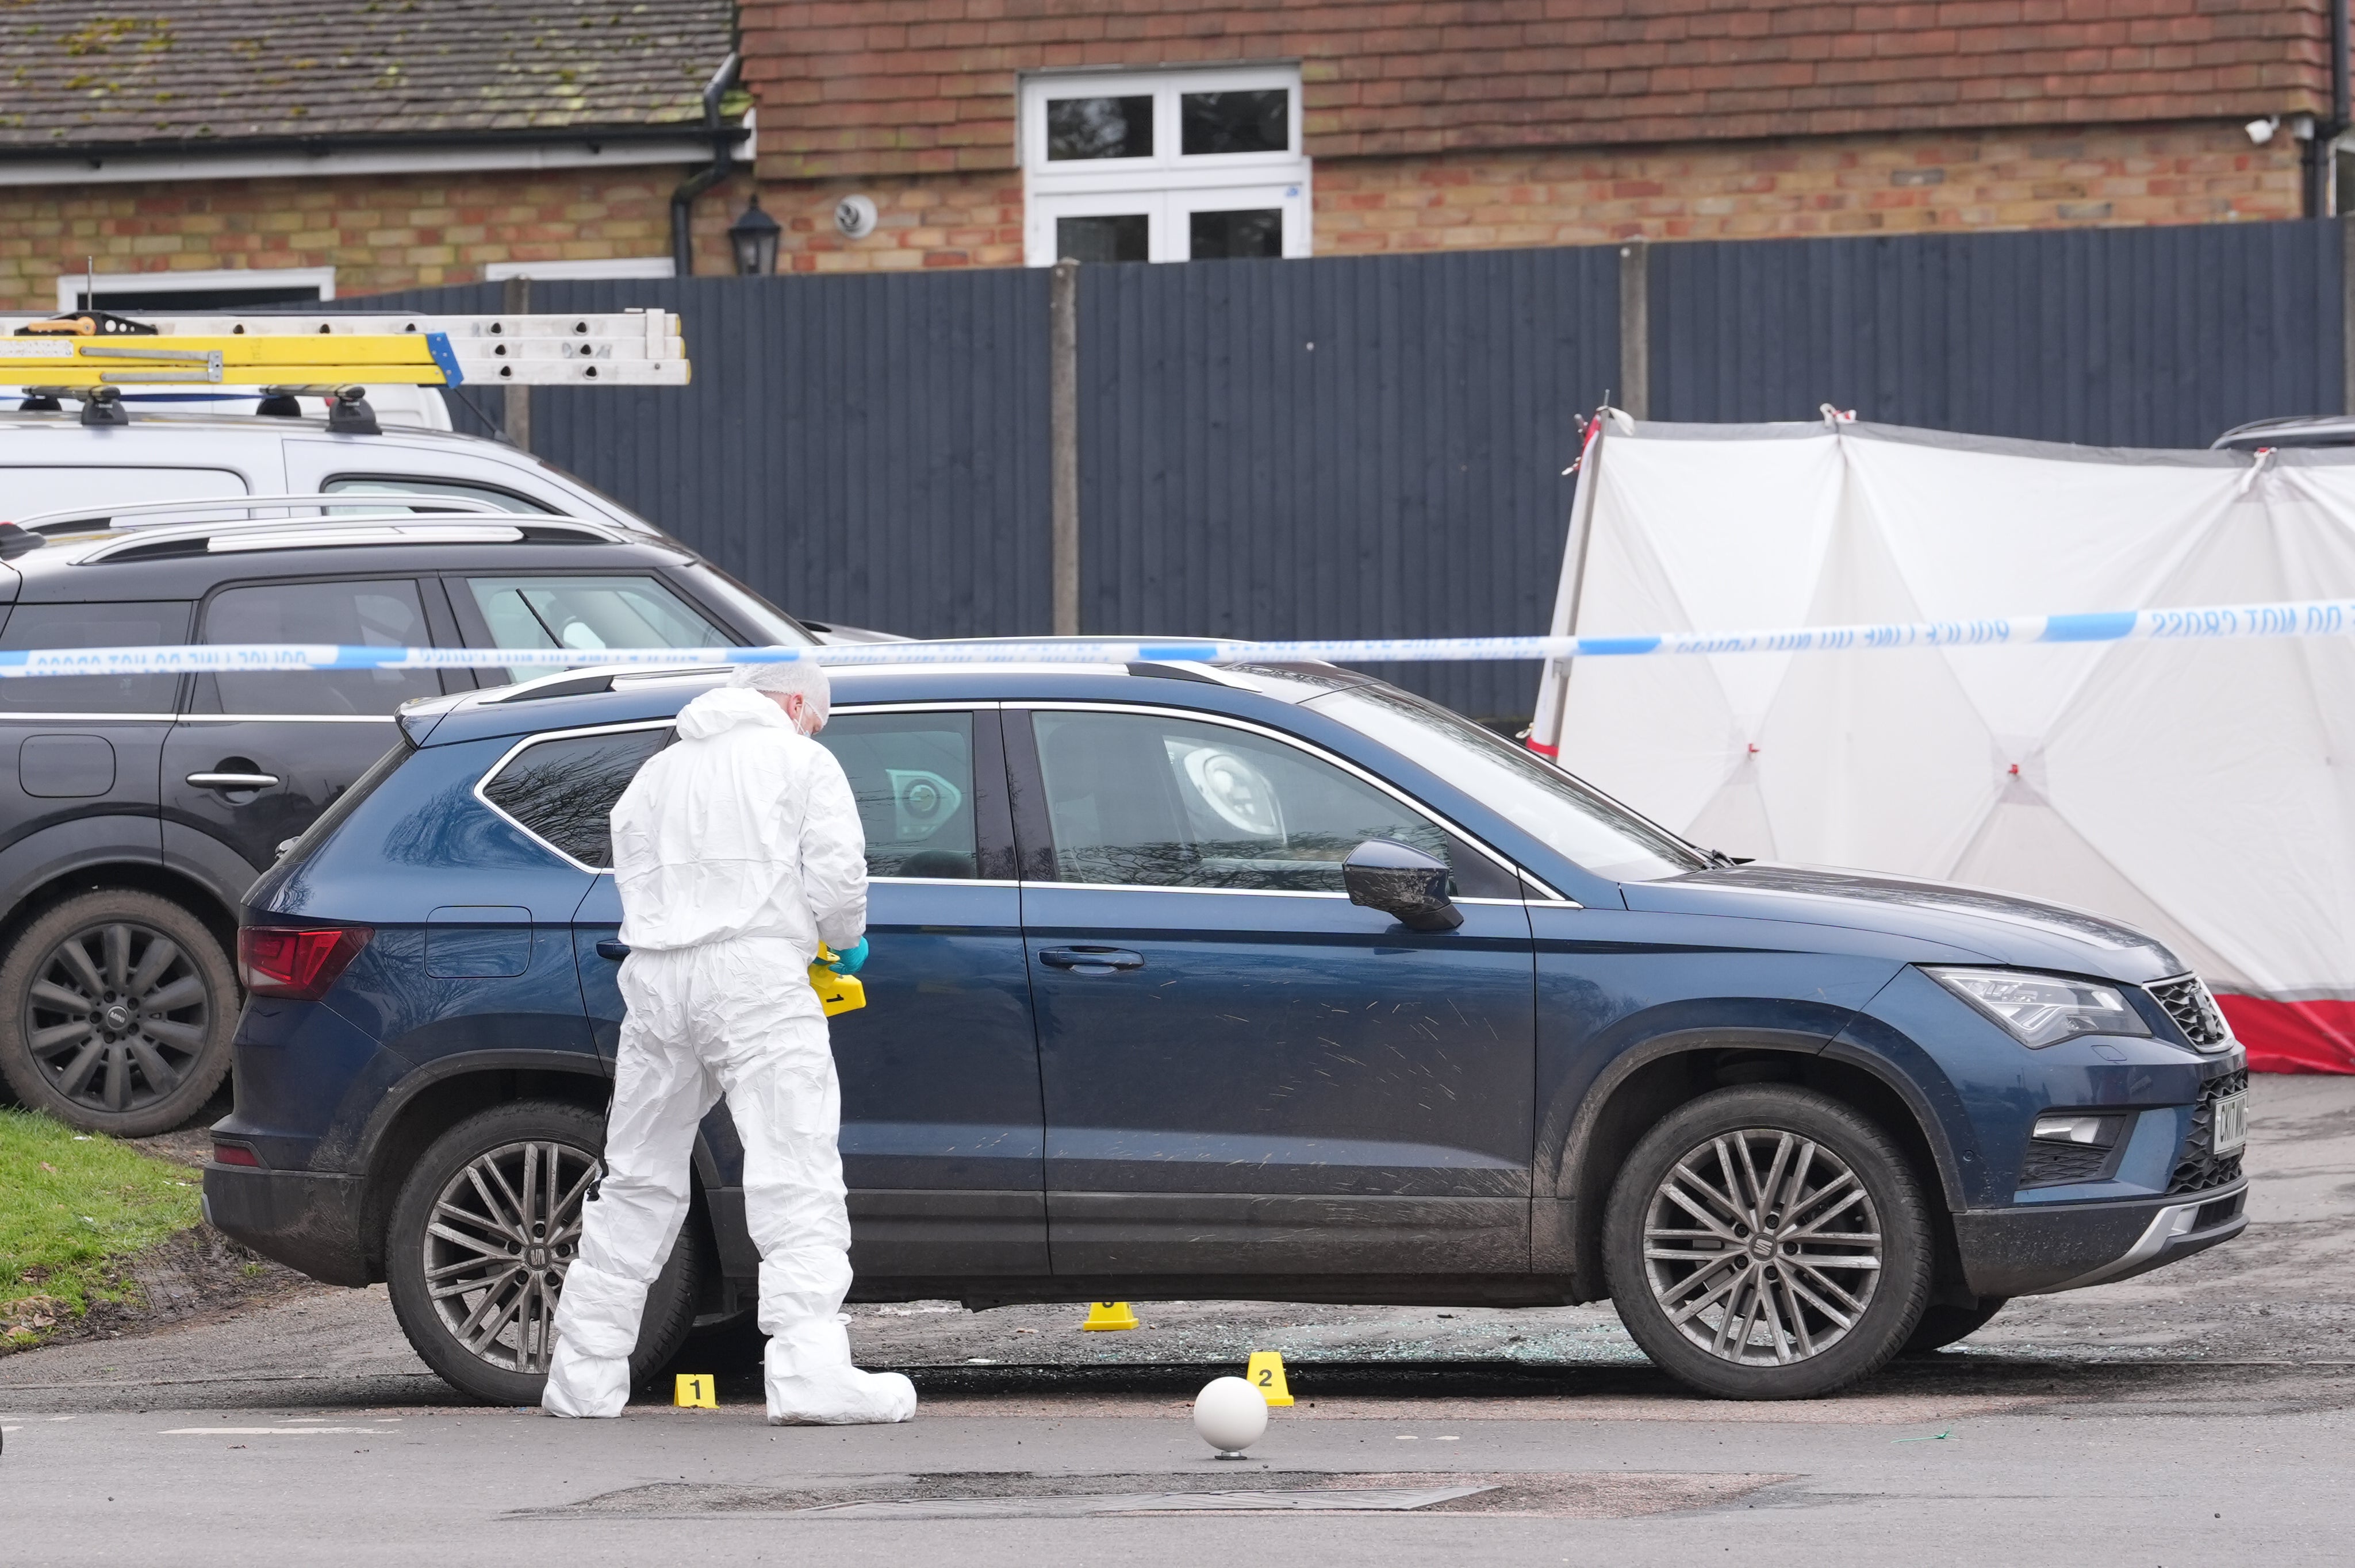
1;597;2351;677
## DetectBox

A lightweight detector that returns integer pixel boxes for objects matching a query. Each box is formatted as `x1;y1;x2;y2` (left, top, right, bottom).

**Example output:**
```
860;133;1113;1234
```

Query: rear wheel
385;1101;700;1406
0;890;235;1136
1604;1085;1932;1400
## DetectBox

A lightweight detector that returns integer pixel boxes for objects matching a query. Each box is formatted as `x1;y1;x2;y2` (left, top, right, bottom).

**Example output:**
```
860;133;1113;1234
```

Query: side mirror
1342;839;1463;932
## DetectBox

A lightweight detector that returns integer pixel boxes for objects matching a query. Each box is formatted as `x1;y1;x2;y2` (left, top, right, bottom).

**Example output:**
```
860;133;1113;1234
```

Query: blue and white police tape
0;597;2350;678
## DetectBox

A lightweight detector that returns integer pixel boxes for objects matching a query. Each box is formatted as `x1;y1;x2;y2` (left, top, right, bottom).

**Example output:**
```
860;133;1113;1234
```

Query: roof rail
480;663;728;703
10;490;521;535
77;514;628;563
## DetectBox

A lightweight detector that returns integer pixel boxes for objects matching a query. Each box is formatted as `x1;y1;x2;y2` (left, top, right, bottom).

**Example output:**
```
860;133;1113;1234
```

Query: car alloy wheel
1602;1084;1930;1399
1641;1128;1883;1366
21;920;212;1119
419;1137;600;1375
0;890;236;1136
384;1101;702;1405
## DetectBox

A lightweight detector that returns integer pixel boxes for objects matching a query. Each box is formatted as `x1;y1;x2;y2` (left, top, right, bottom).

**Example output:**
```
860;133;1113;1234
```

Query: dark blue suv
202;658;2249;1402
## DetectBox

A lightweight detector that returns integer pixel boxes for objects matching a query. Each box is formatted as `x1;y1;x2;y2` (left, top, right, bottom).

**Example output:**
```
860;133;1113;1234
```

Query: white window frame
1021;64;1311;266
482;257;677;282
53;266;335;311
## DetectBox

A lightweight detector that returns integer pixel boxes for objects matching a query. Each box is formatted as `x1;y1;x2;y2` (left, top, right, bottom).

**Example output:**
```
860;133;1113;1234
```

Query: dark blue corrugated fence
1650;221;2343;445
352;218;2344;721
1076;248;1616;719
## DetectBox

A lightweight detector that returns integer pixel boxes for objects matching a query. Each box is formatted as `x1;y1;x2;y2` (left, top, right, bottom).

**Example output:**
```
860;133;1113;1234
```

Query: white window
53;266;335;312
1021;66;1310;266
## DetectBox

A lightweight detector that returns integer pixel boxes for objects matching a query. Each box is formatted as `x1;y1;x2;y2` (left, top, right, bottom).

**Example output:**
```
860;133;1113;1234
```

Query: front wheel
1603;1085;1932;1400
384;1101;701;1406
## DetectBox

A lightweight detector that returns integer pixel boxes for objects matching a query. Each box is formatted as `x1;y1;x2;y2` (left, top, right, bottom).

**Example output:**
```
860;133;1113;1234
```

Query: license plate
2211;1089;2249;1156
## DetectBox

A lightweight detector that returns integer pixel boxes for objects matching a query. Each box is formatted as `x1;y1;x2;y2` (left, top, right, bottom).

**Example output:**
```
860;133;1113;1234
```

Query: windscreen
1309;685;1707;884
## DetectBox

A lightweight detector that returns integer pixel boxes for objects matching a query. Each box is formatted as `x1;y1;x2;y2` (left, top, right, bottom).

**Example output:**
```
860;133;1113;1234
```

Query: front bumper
1953;1180;2248;1297
201;1163;371;1288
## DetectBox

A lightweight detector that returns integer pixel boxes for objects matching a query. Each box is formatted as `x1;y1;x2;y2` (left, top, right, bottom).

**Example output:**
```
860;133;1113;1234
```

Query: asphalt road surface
3;1074;2350;1566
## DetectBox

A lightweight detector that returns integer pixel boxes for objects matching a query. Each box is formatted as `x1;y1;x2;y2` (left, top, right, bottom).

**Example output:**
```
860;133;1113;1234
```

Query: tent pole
1529;409;1611;758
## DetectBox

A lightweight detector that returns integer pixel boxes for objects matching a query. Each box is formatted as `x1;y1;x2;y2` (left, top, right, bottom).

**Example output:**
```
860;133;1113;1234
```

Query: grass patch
1;1107;201;1345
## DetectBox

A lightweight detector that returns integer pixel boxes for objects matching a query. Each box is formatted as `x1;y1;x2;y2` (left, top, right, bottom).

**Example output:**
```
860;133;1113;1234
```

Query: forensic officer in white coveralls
541;659;915;1425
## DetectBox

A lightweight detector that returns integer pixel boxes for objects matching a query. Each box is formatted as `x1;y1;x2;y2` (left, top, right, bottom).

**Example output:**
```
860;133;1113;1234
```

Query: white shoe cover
764;1318;916;1425
541;1339;630;1418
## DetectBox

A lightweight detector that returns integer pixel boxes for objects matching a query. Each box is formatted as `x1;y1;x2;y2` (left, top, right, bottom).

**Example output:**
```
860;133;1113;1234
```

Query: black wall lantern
728;194;781;276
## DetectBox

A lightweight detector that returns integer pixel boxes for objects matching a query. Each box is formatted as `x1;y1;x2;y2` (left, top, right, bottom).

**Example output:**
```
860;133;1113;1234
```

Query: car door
161;577;461;880
569;703;1047;1280
1010;704;1537;1281
0;597;185;878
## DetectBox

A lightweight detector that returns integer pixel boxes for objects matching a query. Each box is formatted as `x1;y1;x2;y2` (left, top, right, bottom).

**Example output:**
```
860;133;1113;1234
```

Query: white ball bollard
1193;1375;1269;1459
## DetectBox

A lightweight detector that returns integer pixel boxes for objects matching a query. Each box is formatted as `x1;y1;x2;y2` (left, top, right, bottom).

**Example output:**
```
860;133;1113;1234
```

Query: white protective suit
540;682;915;1424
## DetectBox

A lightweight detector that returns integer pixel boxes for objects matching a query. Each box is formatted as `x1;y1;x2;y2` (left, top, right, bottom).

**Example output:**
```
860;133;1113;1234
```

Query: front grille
2149;974;2232;1049
2020;1139;2111;1187
2168;1067;2250;1194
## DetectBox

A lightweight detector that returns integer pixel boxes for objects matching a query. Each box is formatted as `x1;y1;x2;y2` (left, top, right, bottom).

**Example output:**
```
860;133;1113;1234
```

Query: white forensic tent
1528;415;2355;1074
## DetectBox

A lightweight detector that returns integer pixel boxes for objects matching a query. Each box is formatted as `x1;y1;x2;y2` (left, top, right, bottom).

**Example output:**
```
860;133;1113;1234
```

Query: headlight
1924;967;2152;1048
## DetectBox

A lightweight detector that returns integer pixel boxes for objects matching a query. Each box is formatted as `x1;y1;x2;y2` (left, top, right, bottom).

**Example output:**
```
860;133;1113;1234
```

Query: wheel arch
1542;1031;1967;1303
354;1054;726;1296
0;854;241;956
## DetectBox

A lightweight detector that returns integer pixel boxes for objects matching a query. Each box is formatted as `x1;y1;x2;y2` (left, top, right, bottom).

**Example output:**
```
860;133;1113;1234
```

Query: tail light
212;1143;262;1168
239;925;371;1000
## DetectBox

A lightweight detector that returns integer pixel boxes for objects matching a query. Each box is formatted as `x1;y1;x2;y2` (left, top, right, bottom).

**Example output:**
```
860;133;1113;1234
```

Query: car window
1309;685;1708;883
676;562;814;647
201;579;442;716
481;727;670;869
461;573;733;686
1031;709;1475;893
817;712;977;879
2;467;247;532
0;601;190;714
323;476;551;514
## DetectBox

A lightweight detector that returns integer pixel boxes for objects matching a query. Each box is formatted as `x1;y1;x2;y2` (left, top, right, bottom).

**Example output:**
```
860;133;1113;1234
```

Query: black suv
0;499;815;1134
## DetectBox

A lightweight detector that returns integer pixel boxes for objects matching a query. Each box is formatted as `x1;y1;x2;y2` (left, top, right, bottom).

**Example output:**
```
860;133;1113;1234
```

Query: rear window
479;725;670;869
201;579;442;716
0;601;191;714
3;467;247;532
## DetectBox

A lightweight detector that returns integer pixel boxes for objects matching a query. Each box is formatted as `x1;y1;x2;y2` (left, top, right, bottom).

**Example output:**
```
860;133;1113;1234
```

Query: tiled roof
741;0;2332;178
0;0;738;151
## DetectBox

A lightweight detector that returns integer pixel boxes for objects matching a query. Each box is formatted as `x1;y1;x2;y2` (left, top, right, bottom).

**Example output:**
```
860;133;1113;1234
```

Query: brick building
738;0;2349;271
0;0;753;312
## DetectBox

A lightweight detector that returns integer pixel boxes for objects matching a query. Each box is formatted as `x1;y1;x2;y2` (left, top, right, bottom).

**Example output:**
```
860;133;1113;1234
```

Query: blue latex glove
825;937;869;975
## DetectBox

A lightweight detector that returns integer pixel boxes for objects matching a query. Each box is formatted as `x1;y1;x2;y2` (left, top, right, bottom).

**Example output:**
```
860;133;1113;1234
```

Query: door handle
594;939;631;962
186;771;281;790
1038;946;1144;972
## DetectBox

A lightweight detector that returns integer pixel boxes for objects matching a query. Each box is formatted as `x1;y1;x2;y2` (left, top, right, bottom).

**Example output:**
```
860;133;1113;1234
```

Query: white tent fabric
1531;417;2355;1073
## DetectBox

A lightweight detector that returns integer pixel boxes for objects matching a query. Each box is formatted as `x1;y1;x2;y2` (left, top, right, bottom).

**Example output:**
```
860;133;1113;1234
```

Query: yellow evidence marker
810;946;866;1017
674;1373;717;1409
1244;1350;1294;1406
1081;1301;1140;1331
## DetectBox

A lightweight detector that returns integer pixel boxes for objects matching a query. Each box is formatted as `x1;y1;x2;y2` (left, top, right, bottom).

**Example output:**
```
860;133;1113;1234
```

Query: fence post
2342;215;2355;416
1618;239;1651;421
1050;259;1080;637
501;275;532;453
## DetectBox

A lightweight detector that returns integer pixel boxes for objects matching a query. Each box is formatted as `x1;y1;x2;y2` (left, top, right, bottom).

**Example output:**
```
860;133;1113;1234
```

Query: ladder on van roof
0;309;688;388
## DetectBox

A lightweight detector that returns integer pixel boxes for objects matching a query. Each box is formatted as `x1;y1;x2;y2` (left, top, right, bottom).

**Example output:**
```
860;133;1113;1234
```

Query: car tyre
0;889;236;1137
385;1100;701;1406
1901;1297;2007;1356
1603;1085;1932;1400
